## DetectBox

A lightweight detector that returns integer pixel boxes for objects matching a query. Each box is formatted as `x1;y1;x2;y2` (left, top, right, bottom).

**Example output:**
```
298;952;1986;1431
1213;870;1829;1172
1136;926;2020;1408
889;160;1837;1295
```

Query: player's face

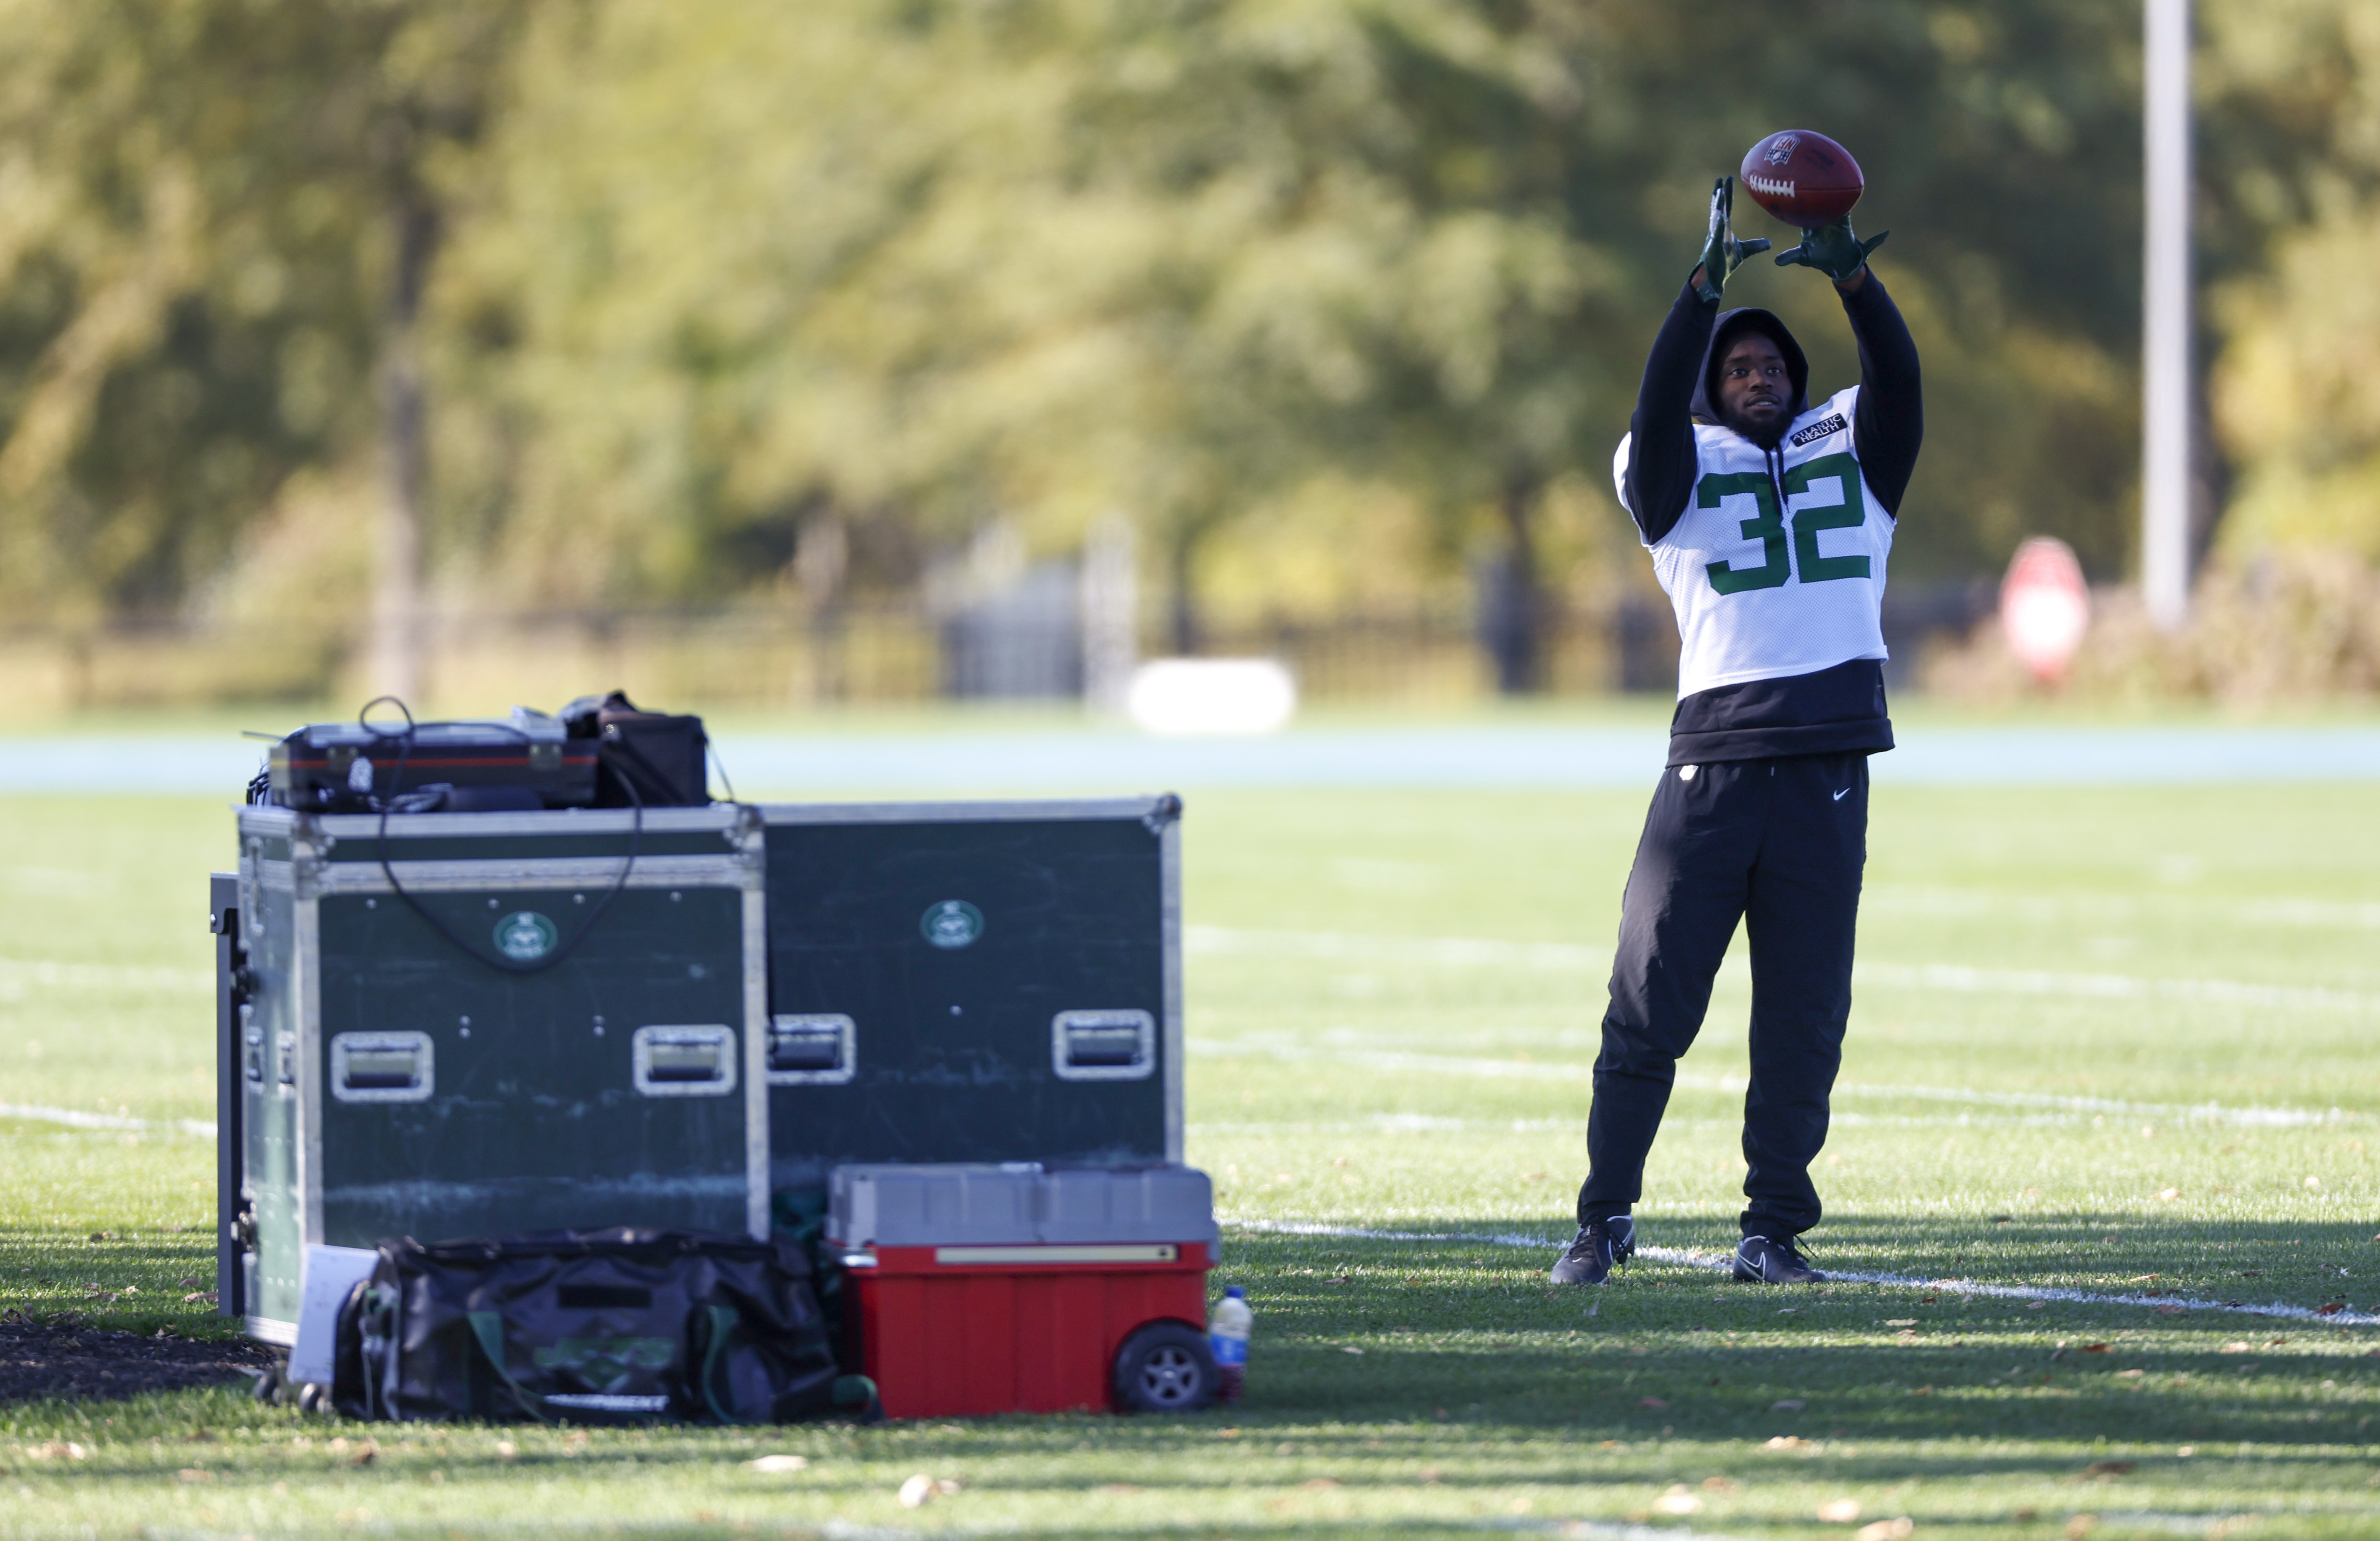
1717;336;1791;439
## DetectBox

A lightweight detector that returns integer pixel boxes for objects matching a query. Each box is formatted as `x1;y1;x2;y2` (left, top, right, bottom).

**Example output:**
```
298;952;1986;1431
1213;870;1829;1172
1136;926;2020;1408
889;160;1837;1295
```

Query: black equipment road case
758;797;1183;1195
225;805;771;1344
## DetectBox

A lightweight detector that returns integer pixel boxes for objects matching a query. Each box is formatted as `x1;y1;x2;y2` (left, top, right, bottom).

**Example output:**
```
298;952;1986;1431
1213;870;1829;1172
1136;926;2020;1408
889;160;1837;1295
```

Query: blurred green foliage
0;0;2371;641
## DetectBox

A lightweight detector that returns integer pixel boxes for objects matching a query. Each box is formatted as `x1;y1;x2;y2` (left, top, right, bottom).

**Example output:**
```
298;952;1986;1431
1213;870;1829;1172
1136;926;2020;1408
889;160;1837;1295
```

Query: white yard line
1227;1217;2380;1327
1191;1039;2353;1127
1185;926;2380;1015
0;958;214;992
0;1102;215;1137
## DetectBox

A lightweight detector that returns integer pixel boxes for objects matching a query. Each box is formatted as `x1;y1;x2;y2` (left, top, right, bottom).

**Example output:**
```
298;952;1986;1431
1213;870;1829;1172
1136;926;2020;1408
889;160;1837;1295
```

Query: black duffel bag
331;1229;865;1425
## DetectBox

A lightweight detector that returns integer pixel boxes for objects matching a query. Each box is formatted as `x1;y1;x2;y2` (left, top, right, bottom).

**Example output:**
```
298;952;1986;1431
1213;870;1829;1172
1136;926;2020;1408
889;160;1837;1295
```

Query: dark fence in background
0;581;1991;714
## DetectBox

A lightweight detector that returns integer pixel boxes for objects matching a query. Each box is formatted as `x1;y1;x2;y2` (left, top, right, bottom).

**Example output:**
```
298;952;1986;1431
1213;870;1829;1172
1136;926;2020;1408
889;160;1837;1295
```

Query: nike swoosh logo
1832;787;1851;801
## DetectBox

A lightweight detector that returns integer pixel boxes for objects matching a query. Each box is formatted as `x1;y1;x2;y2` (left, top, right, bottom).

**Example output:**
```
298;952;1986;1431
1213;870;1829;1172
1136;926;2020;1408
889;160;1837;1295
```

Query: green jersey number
1698;453;1869;594
1698;473;1789;594
1784;453;1871;583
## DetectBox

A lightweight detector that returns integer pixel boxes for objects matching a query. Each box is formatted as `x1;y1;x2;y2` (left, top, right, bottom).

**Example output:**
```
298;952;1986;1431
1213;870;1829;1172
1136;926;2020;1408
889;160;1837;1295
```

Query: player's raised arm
1775;215;1922;519
1623;178;1769;544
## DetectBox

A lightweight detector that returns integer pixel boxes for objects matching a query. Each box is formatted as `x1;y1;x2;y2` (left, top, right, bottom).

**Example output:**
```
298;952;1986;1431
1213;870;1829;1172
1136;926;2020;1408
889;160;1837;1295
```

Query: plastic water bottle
1208;1286;1252;1404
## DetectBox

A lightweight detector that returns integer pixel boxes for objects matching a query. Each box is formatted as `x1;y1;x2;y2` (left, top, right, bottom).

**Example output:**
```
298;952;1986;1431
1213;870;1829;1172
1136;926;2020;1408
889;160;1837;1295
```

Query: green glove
1775;216;1888;283
1693;177;1770;305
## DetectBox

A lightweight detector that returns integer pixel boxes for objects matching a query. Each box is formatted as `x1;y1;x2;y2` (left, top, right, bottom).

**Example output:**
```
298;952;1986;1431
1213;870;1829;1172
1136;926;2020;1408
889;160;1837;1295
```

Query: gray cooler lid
828;1163;1217;1250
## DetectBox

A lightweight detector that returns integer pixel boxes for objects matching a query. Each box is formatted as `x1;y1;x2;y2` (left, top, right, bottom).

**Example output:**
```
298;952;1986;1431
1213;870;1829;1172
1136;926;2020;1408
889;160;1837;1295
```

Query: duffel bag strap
696;1305;748;1425
466;1311;555;1424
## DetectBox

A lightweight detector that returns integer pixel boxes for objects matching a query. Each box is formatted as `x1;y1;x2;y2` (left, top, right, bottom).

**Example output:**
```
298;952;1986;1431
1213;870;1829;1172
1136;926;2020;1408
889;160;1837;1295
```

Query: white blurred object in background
1999;536;2091;683
1126;659;1297;736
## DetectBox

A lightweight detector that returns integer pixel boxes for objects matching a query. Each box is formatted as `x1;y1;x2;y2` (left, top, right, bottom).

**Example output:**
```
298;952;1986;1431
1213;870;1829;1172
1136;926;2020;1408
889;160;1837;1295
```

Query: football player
1551;178;1919;1287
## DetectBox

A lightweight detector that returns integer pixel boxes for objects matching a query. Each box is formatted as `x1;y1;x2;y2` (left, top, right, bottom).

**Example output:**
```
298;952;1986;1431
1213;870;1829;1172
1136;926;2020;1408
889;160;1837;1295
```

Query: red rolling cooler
827;1163;1220;1416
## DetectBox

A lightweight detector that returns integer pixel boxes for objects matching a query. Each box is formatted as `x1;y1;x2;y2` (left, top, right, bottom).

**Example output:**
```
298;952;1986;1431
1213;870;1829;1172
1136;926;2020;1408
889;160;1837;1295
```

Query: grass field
3;764;2380;1538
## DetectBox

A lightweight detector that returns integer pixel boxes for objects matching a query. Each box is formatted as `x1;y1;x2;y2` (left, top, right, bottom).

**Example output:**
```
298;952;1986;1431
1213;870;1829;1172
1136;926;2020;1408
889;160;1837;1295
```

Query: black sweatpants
1576;752;1868;1239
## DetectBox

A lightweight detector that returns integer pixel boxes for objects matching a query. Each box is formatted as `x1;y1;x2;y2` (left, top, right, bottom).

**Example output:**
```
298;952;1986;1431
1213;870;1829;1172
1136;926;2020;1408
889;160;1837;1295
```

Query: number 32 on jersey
1699;452;1871;595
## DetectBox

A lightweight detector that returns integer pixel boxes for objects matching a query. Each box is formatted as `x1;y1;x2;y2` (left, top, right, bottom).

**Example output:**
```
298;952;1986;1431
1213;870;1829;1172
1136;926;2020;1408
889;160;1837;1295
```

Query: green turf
3;780;2380;1537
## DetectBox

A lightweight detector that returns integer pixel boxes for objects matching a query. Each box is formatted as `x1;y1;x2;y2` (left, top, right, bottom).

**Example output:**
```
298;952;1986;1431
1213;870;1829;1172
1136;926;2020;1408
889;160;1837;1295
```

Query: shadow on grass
1205;1216;2380;1449
0;1220;233;1340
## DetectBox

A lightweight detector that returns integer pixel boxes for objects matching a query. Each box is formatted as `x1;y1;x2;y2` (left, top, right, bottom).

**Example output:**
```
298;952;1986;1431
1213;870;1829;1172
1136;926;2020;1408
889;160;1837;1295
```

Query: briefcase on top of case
265;708;600;814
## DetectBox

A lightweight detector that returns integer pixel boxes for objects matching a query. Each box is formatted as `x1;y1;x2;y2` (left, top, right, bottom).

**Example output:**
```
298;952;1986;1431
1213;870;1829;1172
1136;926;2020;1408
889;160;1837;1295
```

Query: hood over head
1690;308;1811;429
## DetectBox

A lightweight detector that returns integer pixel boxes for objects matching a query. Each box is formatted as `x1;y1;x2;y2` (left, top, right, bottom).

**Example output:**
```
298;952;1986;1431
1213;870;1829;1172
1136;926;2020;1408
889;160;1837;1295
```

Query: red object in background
2000;536;2092;683
1739;130;1865;229
841;1242;1212;1417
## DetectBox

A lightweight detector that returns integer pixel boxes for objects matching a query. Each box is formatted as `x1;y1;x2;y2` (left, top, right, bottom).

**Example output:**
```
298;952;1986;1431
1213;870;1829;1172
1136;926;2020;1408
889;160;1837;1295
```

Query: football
1739;130;1863;230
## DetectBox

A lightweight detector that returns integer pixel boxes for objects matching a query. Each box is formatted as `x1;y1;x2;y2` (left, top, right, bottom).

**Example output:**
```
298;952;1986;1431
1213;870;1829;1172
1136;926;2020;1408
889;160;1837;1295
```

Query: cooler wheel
1111;1321;1217;1413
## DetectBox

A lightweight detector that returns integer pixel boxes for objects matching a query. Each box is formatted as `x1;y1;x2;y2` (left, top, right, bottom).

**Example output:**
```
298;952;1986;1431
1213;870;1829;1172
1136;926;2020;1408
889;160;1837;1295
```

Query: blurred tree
2202;0;2380;560
5;0;2373;697
0;0;522;693
442;0;2161;679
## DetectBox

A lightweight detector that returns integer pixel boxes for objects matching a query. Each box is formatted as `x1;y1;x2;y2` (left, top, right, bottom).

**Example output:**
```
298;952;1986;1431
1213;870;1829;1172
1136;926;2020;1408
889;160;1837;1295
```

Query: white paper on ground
287;1244;379;1388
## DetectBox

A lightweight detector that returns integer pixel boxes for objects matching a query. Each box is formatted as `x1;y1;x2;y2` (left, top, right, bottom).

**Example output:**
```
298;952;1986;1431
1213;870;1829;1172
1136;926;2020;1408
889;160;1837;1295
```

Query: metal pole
2142;0;2193;630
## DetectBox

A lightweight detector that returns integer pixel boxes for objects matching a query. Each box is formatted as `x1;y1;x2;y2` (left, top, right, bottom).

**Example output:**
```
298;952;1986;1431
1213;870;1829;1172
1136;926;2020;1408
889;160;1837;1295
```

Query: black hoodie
1617;275;1923;765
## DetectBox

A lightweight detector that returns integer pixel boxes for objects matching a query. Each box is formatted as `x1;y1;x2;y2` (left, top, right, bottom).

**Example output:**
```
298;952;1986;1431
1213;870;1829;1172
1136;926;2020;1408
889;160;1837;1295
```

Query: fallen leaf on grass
2155;1188;2181;1202
2080;1344;2111;1354
2116;1369;2146;1380
1636;1396;1667;1409
1771;1398;1806;1412
744;1455;809;1473
2065;1518;2097;1539
2317;1302;2346;1316
1883;1319;1917;1328
29;1442;89;1461
2220;1342;2251;1353
897;1474;962;1508
1652;1486;1702;1515
2156;1305;2186;1316
2027;1301;2048;1310
1764;1436;1807;1450
177;1468;213;1483
1702;1477;1738;1491
1855;1520;1914;1541
1816;1498;1863;1523
350;1443;377;1467
177;1277;203;1289
1340;1346;1364;1355
2083;1460;2135;1477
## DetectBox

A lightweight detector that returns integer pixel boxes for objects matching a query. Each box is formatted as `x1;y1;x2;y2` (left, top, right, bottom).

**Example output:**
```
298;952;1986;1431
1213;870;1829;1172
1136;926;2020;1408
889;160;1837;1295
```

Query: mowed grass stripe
1189;926;2380;1014
4;779;2380;1536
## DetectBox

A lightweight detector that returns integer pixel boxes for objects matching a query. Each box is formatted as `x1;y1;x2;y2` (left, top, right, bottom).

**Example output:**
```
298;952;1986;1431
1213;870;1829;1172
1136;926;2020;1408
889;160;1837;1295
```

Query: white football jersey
1612;385;1894;700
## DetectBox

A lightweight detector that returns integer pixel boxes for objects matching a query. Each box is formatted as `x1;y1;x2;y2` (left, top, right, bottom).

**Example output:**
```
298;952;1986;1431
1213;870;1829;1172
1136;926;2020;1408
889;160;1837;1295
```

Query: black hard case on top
757;798;1183;1192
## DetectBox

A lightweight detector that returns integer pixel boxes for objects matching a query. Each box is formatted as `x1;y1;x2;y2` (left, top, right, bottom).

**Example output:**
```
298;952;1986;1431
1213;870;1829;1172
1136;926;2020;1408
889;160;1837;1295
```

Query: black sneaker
1733;1233;1824;1284
1550;1216;1637;1286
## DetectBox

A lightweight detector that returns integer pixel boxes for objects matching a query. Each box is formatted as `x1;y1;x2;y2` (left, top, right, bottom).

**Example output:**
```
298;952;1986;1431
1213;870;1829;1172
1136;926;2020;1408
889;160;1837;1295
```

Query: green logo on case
920;900;984;949
494;911;559;961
